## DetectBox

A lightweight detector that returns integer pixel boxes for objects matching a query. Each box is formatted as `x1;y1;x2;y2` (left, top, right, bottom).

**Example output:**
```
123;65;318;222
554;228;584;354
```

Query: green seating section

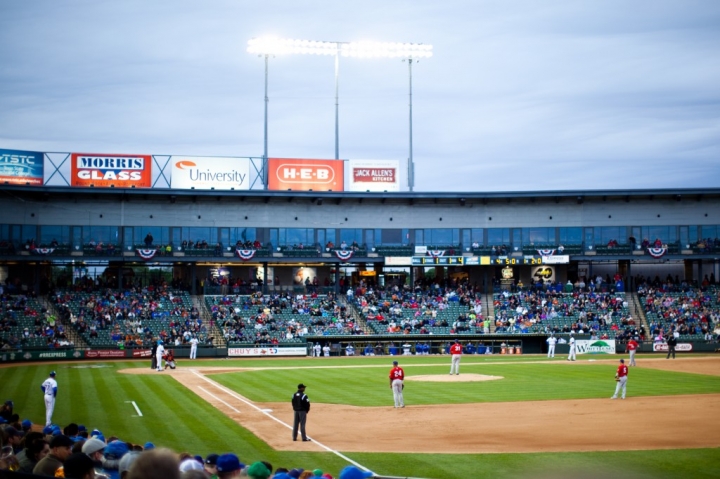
0;297;65;348
639;286;719;340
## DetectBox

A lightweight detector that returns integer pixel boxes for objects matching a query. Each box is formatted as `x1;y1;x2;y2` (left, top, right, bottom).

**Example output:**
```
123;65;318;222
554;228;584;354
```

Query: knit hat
81;437;106;455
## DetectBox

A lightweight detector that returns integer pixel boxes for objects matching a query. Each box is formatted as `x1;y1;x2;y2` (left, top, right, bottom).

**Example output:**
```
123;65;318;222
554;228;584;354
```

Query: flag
537;249;555;256
236;249;256;261
335;250;354;261
136;249;158;260
429;250;445;257
647;247;667;258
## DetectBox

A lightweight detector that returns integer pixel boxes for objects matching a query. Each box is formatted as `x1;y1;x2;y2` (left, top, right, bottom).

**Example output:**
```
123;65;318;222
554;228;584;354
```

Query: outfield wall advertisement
575;339;616;354
267;158;344;191
348;159;399;191
228;347;308;357
71;153;152;188
0;148;44;185
170;156;251;190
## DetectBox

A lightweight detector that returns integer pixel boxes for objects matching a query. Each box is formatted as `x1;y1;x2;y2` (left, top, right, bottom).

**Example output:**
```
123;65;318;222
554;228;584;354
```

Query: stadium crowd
0;401;369;478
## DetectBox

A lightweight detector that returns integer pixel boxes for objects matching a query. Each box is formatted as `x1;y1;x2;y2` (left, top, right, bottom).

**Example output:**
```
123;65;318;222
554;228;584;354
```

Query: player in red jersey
449;339;463;375
611;358;628;399
389;360;405;408
626;338;639;366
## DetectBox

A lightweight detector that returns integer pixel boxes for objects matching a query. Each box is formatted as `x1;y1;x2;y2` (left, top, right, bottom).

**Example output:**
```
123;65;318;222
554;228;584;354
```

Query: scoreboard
411;255;548;266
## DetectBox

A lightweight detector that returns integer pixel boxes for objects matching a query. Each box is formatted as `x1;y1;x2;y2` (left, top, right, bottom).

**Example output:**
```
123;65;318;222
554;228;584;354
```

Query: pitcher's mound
405;373;503;382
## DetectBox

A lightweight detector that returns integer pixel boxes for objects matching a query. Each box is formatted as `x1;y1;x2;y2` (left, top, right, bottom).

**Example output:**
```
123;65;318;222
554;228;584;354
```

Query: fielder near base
567;332;576;361
389;360;405;408
611;358;628;399
626;338;639;366
546;334;557;358
189;336;198;360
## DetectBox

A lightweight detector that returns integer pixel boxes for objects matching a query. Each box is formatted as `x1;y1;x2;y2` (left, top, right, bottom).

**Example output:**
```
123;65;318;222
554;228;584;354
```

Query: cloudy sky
1;0;719;192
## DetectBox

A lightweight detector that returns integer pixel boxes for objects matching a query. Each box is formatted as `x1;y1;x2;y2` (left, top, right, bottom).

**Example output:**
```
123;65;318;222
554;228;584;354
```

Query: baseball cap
50;435;74;448
272;474;293;479
43;425;54;435
21;419;32;430
52;426;62;436
5;427;23;438
0;417;6;424
247;461;272;479
81;437;106;455
77;425;87;433
91;429;103;437
339;466;373;479
104;440;129;459
297;383;306;389
312;469;323;477
143;442;155;450
4;400;13;407
63;453;96;479
179;458;204;472
49;371;56;377
288;469;305;479
217;453;244;473
205;454;219;465
322;474;334;479
119;451;141;475
392;360;398;365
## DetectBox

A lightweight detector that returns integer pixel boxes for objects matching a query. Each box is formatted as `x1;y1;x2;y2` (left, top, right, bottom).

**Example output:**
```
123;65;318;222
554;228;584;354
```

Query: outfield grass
1;355;718;479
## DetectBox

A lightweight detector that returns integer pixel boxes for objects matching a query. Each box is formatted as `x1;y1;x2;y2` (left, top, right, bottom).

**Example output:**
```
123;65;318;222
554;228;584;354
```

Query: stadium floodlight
247;37;433;188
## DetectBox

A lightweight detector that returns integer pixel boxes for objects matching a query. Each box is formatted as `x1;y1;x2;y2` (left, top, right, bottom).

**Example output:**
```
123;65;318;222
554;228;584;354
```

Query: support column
263;262;268;294
334;265;340;295
191;263;197;295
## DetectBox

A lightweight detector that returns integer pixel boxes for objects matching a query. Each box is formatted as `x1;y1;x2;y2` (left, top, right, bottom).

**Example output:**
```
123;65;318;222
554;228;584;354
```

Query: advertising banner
653;343;692;352
531;266;555;283
268;158;344;191
348;159;399;191
84;350;126;359
541;255;570;264
71;153;152;188
170;156;251;190
228;347;308;357
575;339;616;354
0;148;44;185
131;349;153;358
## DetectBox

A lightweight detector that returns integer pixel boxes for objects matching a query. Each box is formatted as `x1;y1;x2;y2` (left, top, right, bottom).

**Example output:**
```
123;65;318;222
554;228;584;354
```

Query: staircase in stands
483;292;496;333
192;295;226;347
41;296;88;349
627;291;650;335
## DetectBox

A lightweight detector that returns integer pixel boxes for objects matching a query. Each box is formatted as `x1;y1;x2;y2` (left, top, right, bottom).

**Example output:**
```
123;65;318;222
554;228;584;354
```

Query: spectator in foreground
63;452;97;479
33;434;73;476
127;448;180;479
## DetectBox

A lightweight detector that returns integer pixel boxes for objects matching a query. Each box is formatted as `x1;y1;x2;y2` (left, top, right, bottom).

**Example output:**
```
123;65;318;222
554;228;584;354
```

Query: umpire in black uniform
666;334;678;359
151;340;158;370
292;383;311;442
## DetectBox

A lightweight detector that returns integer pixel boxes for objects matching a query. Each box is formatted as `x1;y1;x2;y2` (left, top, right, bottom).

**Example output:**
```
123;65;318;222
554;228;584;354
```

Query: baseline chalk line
124;400;143;417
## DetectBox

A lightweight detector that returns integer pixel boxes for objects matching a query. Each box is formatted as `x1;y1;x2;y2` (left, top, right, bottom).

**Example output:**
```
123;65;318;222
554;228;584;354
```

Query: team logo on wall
71;153;152;188
501;267;514;279
532;266;555;283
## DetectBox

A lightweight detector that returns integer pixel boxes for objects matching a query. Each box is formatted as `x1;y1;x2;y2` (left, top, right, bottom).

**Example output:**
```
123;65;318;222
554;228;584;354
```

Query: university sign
170;156;251;190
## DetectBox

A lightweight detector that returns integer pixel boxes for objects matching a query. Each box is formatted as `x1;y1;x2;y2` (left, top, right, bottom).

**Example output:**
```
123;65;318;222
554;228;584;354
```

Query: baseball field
2;353;720;479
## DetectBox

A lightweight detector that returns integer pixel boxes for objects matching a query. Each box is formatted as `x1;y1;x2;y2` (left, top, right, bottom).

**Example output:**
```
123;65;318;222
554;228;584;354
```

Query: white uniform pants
450;354;461;374
190;345;197;359
156;353;164;370
612;376;627;399
548;345;555;358
44;394;55;426
629;349;636;366
392;379;404;407
568;346;576;361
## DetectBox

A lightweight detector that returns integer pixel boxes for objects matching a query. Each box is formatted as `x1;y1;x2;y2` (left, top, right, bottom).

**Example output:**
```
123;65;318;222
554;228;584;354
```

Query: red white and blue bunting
335;250;354;261
236;249;257;261
537;249;556;256
35;248;55;255
429;250;445;257
647;247;667;258
136;249;158;261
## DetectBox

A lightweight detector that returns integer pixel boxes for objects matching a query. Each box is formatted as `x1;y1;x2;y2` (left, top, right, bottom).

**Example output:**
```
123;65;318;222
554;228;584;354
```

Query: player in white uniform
567;332;576;361
41;371;58;426
547;334;557;358
189;336;199;359
156;340;166;371
322;345;330;357
313;343;321;357
345;344;355;356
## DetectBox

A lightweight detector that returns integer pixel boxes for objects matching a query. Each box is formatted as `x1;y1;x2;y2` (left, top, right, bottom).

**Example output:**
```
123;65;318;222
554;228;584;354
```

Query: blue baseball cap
77;425;87;432
49;371;56;377
21;419;32;430
104;440;129;460
143;442;155;450
43;425;53;435
52;426;62;436
91;429;103;437
339;466;373;479
0;417;7;424
217;454;244;473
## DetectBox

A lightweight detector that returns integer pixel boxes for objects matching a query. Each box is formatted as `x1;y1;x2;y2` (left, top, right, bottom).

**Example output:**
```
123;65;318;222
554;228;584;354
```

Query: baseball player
345;344;355;356
567;332;576;361
389;360;405;408
322;344;330;357
156;340;165;371
189;336;199;360
611;358;629;399
291;383;311;441
313;343;321;357
626;337;639;366
449;339;463;375
546;334;557;358
41;371;58;426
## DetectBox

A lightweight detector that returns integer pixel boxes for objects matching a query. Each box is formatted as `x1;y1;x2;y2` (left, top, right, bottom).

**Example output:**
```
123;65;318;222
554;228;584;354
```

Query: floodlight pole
408;58;414;192
263;54;269;189
334;45;340;160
